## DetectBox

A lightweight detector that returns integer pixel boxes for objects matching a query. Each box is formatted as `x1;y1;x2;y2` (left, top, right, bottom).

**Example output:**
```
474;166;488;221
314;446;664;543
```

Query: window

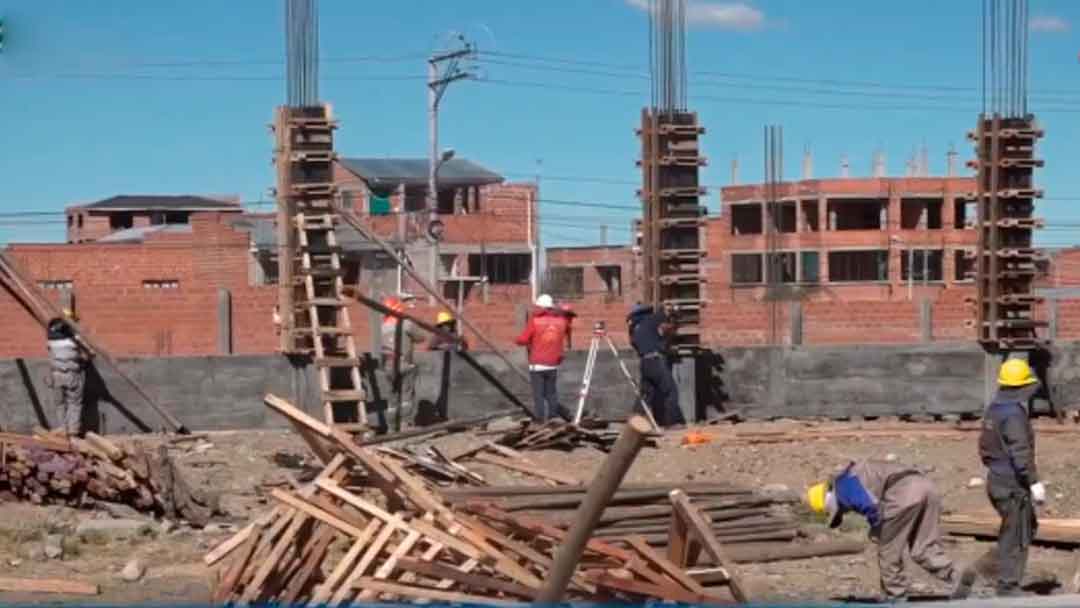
900;198;943;230
77;214;84;228
39;280;73;290
801;251;820;283
800;201;820;231
597;265;623;298
901;249;944;282
766;252;796;283
67;215;73;228
955;199;975;229
255;255;279;285
437;188;457;214
110;212;134;230
730;204;762;235
150;212;165;225
164;211;189;224
827;199;886;231
731;253;763;284
469;253;531;284
828;250;889;282
766;202;796;233
954;250;975;282
546;266;584;299
143;279;180;289
403;186;427;213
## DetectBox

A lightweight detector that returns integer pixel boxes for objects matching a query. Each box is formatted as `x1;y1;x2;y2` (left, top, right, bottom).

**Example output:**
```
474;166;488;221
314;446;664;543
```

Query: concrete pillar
818;196;828;232
217;288;232;355
674;357;696;424
789;301;803;346
369;303;382;354
794;200;803;234
1049;298;1059;341
920;299;932;343
887;195;901;231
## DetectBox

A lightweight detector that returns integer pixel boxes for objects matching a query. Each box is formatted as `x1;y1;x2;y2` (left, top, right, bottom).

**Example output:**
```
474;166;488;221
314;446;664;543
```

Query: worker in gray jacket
978;358;1045;597
46;312;88;436
808;460;974;601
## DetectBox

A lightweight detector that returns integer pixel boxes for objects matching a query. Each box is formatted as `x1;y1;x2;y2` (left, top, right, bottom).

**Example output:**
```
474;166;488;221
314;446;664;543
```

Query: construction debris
206;394;750;604
492;419;654;453
0;431;218;526
0;576;100;596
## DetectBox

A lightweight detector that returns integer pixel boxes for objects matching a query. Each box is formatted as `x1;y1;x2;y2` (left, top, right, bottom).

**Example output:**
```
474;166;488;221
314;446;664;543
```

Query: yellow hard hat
998;358;1037;387
806;482;828;514
62;308;77;321
436;311;454;326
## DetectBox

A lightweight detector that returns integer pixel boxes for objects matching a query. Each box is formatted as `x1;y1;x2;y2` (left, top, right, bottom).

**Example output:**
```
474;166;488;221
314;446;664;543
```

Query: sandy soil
0;419;1075;604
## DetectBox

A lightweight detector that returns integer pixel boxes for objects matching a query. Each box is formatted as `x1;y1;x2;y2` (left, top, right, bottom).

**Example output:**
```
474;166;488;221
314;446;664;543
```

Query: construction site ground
0;418;1077;605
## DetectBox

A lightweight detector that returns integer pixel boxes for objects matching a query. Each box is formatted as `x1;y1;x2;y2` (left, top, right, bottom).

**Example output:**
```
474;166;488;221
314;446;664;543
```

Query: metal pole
535;415;653;603
396;184;405;295
532;158;542;303
427;58;439;305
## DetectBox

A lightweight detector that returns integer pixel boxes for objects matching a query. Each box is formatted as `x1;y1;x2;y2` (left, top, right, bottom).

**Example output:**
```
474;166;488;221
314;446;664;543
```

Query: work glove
1030;482;1047;505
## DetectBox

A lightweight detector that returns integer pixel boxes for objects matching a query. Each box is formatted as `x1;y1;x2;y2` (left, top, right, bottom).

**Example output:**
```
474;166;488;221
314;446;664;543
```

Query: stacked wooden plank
944;514;1080;547
207;394;749;605
0;431;215;526
443;483;801;548
493;419;656;452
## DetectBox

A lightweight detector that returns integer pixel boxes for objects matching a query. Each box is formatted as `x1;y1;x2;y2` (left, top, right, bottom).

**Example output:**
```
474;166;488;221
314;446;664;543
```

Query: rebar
982;0;1028;118
285;0;319;108
648;0;687;113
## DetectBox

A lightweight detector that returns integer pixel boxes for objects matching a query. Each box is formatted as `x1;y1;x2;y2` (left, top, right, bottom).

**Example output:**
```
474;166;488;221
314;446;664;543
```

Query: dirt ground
0;418;1076;604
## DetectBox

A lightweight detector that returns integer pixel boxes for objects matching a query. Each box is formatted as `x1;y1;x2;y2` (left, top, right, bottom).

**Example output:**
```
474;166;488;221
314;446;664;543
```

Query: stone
43;534;63;560
120;559;145;582
76;518;153;539
7;558;21;567
884;453;899;462
967;477;986;489
159;519;176;535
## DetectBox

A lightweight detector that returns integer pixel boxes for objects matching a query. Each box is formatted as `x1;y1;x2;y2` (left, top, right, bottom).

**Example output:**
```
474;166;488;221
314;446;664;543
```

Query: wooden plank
667;506;691;567
270;488;366;538
279;524;336;605
315;478;398;523
0;577;100;596
265;393;333;437
238;510;309;605
0;432;73;453
473;452;581;486
213;530;260;604
310;519;381;605
330;516;399;606
84;432;125;461
584;570;730;605
355;530;423;601
204;521;256;566
350;577;523;606
380;456;450;515
626;534;710;596
670;489;749;603
396;557;536;598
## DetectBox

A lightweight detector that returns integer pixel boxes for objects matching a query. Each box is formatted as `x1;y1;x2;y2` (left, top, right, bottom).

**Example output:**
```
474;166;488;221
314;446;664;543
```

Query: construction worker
978;358;1044;597
807;461;975;601
627;302;682;427
46;310;88;437
380;296;424;432
428;311;468;352
514;294;570;422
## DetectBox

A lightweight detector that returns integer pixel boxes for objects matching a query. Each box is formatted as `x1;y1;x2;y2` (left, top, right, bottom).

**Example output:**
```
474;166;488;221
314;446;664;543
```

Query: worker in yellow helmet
807;461;974;601
428;311;468;352
978;358;1043;597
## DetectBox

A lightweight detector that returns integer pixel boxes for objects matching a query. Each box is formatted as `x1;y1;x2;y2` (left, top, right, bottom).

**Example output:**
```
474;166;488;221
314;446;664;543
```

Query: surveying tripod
573;321;661;431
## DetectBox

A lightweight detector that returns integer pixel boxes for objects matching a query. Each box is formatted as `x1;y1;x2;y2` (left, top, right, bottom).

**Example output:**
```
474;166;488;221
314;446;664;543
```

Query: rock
120;559;145;582
159;519;176;535
76;518;153;539
7;558;20;567
884;453;899;462
43;534;63;560
968;477;986;488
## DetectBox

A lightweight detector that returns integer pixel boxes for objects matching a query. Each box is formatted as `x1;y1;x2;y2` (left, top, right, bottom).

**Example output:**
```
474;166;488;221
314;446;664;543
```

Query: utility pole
530;158;542;302
427;36;475;304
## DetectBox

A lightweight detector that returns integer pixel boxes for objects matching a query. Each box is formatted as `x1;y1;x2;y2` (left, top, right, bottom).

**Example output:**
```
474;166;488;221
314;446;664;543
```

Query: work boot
949;563;977;600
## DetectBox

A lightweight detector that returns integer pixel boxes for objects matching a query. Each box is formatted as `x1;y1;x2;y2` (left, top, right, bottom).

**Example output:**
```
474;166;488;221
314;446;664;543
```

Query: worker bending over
515;294;569;422
978;358;1044;597
428;311;468;352
627;303;681;427
807;460;974;601
47;310;89;437
380;296;425;432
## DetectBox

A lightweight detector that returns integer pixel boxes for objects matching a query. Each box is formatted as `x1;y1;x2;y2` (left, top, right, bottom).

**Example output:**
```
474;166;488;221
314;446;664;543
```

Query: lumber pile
207;394;749;605
493;419;651;452
0;431;217;526
944;514;1080;547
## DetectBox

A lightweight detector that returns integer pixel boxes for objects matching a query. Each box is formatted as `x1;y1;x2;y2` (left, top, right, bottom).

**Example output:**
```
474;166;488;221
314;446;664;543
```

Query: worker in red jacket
515;294;570;421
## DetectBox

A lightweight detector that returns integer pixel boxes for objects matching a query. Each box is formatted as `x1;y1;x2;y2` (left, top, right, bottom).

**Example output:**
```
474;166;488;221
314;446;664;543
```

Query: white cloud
626;0;768;32
1030;15;1069;33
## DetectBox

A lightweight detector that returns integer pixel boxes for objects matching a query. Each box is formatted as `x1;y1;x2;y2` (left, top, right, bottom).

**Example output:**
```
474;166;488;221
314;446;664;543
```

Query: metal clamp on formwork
997;248;1046;259
656;123;704;136
658;155;707;167
992;217;1044;229
658;248;707;261
658;186;708;198
657;217;706;229
998;294;1043;305
289;150;336;163
997;126;1044;139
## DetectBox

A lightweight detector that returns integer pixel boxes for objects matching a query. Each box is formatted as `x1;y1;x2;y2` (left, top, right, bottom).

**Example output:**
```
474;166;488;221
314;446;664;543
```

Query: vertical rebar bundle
285;0;319;108
982;0;1028;118
763;126;783;346
648;0;687;113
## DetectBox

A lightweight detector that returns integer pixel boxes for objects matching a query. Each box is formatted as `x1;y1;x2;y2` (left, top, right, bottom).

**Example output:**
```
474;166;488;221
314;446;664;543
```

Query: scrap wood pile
491;418;656;453
0;430;217;526
206;394;752;605
944;514;1080;547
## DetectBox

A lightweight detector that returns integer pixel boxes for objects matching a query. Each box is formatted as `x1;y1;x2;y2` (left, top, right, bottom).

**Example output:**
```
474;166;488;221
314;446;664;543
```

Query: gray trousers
51;369;85;435
988;477;1037;592
878;477;956;598
381;364;417;432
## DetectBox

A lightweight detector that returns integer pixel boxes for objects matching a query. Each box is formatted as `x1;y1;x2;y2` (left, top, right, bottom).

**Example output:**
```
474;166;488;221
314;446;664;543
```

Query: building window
67;215;73;228
730;204;762;235
403;186;427;213
110;212;134;230
766;202;797;233
469;253;531;284
597;265;623;299
164;211;189;224
39;280;73;290
77;214;84;228
143;279;180;289
546;266;584;299
731;253;764;284
828;250;889;282
800;201;820;231
827;199;886;231
954;199;975;229
954;250;975;282
801;251;820;283
901;249;944;282
901;198;943;230
766;252;796;283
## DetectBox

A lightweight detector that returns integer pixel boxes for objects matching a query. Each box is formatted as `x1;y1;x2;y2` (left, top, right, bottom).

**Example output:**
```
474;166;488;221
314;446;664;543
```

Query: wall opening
469;253;531;284
731;253;763;284
545;266;585;299
766;252;796;283
954;199;975;229
828;250;889;282
800;201;820;232
900;198;943;229
900;249;944;281
730;204;762;235
597;265;623;299
801;251;820;283
109;212;134;230
767;202;797;233
954;249;975;282
827;199;885;230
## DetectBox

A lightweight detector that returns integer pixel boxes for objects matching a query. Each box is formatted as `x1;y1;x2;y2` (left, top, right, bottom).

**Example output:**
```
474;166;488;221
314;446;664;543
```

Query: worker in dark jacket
978;358;1045;597
807;461;974;601
47;311;88;437
627;303;682;427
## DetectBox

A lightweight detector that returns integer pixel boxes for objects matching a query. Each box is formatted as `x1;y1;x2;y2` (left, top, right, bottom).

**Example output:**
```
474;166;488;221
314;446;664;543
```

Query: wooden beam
670;489;749;603
269;488;366;538
0;577;100;596
626;535;709;596
396;557;536;598
310;520;381;605
472;452;580;486
350;577;523;606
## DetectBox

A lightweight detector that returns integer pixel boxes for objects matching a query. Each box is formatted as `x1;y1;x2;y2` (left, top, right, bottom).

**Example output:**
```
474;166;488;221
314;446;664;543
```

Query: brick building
65;195;243;244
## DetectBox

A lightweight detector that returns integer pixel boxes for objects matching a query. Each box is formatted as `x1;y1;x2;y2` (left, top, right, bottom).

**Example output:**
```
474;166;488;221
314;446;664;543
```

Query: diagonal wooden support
670;488;749;603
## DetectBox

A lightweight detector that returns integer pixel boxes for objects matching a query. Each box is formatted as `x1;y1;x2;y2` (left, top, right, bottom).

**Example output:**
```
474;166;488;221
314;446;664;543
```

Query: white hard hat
535;294;554;308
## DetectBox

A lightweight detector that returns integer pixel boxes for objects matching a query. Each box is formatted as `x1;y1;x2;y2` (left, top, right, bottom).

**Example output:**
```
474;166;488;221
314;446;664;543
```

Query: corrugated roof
339;157;504;189
96;224;193;243
81;195;241;211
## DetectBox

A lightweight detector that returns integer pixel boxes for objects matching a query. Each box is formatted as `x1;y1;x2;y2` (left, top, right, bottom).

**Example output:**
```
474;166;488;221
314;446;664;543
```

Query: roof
228;216;387;255
79;195;242;212
339;157;504;190
96;224;193;243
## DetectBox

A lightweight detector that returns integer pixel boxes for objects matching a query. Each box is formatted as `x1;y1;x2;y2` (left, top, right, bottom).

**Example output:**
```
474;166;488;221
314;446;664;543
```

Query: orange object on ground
681;430;713;446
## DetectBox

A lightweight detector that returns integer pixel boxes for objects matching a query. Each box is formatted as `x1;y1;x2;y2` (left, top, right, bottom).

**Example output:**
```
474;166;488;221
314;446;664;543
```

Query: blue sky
0;1;1078;247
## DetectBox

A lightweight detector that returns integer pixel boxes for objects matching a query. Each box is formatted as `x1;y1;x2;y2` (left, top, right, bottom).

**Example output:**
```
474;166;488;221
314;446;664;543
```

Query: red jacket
515;308;570;367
